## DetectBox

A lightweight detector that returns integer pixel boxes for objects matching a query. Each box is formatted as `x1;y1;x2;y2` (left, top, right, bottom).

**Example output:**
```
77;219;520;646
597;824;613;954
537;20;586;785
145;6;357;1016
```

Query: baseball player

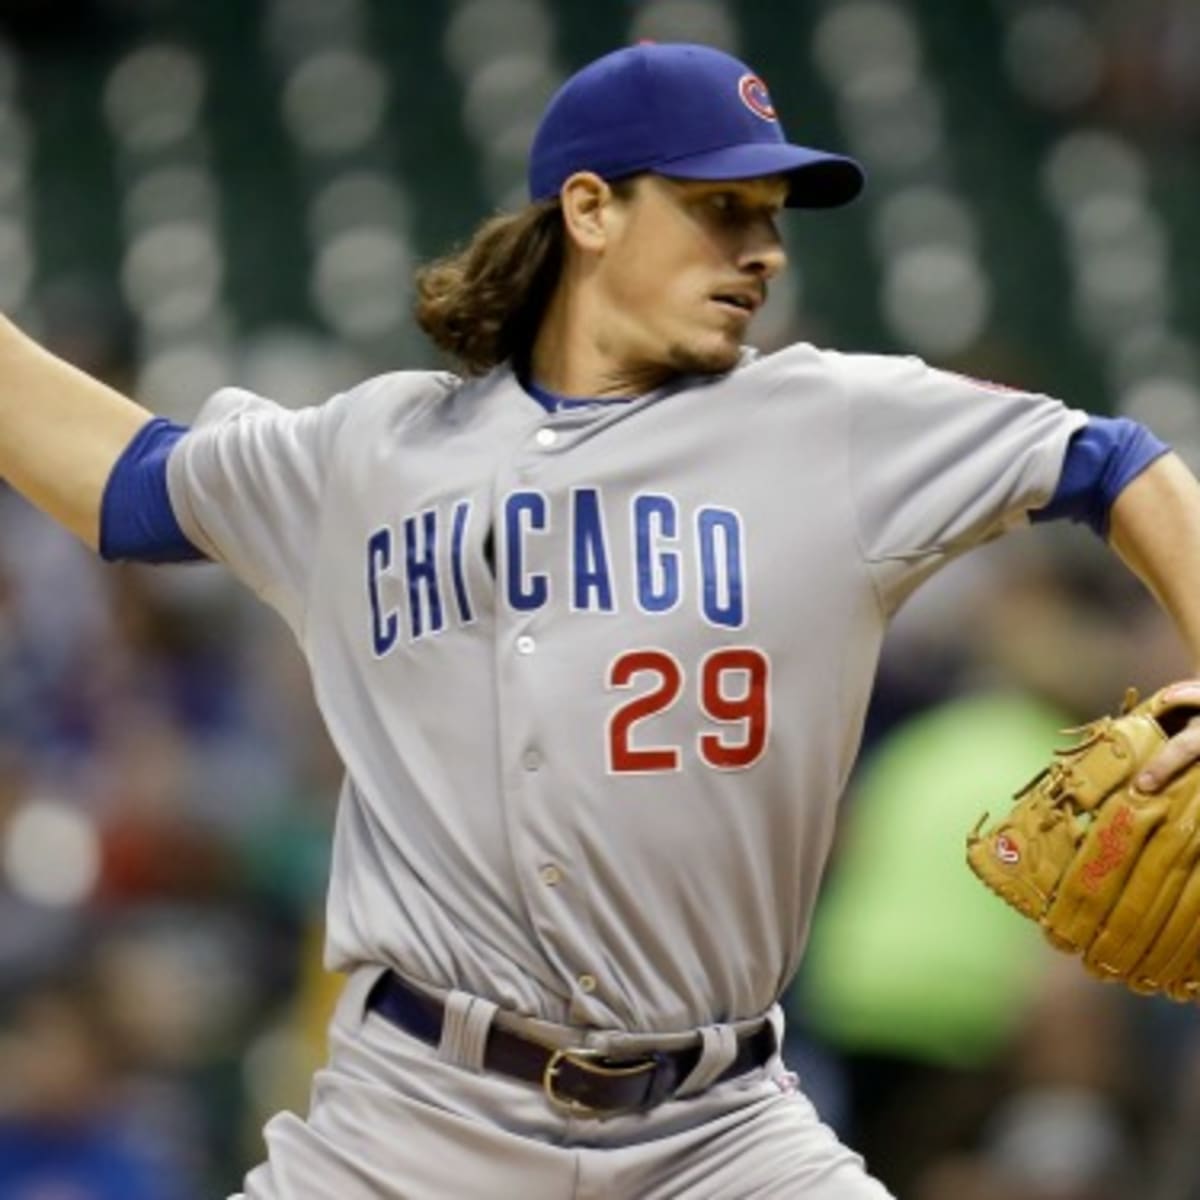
3;41;1200;1199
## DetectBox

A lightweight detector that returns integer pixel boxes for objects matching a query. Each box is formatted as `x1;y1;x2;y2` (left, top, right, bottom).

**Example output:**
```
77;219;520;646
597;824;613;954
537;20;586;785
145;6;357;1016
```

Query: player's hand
1136;680;1200;792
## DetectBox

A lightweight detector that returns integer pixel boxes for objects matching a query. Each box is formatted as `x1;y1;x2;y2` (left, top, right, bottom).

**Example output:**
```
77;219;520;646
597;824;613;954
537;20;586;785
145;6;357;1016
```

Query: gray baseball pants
233;968;894;1199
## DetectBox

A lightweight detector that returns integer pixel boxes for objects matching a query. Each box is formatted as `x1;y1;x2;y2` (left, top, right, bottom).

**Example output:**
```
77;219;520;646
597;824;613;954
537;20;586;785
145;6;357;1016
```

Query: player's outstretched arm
1109;452;1200;668
0;313;153;551
1108;452;1200;788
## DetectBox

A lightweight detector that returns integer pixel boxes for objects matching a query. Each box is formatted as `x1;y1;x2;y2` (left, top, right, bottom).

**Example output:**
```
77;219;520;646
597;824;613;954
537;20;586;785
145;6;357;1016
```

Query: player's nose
739;225;786;281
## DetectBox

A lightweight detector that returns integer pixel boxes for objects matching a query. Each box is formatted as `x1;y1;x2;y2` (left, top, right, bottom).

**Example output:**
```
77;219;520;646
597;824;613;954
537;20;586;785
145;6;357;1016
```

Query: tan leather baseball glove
967;686;1200;1000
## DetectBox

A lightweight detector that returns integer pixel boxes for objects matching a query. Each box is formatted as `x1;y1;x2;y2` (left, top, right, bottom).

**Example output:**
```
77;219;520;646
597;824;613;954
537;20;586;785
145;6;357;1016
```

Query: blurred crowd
0;1;1199;1198
0;296;346;1192
0;438;344;1194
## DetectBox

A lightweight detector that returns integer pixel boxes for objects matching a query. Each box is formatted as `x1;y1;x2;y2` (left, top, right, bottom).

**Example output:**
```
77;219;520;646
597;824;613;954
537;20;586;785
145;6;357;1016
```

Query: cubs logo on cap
738;75;777;122
528;43;865;209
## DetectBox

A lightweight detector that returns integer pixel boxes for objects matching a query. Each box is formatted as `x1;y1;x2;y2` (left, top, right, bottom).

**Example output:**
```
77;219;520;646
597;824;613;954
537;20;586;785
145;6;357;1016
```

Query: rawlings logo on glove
967;686;1200;1000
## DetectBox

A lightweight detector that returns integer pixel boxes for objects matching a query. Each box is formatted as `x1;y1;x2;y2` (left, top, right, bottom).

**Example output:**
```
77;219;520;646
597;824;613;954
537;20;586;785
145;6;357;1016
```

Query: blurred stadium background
0;1;1197;1197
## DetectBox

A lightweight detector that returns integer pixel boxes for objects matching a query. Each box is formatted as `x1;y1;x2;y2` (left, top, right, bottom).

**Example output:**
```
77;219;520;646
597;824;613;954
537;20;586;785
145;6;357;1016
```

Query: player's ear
559;172;622;254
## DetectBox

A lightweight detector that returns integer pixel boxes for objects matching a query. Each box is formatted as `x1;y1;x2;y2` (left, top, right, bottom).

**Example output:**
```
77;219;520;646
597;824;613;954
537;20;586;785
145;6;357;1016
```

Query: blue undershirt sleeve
1030;416;1170;538
99;417;207;563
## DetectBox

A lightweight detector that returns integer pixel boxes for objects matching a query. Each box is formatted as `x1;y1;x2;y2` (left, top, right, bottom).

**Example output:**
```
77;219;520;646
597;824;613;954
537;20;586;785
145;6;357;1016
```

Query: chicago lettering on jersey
366;489;747;653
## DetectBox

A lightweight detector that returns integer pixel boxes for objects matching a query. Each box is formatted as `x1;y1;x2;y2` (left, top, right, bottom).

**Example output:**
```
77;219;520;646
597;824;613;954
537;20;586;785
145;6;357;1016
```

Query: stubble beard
663;335;742;378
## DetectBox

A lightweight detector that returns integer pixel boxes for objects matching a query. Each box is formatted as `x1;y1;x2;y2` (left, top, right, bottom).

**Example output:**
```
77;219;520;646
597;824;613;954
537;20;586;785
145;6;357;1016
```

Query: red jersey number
606;646;770;774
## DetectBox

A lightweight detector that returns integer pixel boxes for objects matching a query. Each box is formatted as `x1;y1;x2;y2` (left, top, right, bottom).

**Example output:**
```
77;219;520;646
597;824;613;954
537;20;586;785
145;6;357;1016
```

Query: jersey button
539;864;561;886
535;428;557;448
516;635;536;655
522;749;542;771
577;973;597;994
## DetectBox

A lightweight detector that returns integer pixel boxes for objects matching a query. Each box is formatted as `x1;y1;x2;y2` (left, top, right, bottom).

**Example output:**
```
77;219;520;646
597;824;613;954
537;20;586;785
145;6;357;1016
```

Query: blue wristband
1032;416;1170;538
99;417;206;563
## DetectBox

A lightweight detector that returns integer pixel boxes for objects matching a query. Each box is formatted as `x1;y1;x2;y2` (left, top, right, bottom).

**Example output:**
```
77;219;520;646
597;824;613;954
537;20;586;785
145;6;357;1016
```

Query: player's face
596;175;789;379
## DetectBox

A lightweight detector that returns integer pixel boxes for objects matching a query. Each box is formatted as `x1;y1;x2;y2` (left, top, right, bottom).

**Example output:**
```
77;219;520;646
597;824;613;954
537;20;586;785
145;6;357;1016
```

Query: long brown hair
413;199;565;377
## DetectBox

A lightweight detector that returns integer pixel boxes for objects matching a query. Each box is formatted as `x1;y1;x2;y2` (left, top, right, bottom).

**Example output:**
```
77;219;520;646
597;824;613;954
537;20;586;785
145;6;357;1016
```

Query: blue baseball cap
529;43;865;209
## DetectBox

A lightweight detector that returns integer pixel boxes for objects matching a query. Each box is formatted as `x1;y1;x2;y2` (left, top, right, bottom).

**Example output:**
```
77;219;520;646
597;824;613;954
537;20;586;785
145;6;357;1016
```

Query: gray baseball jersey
167;341;1085;1035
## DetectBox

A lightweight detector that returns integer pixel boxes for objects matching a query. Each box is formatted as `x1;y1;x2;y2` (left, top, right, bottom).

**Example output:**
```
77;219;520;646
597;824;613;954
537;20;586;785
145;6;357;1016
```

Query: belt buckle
541;1046;660;1117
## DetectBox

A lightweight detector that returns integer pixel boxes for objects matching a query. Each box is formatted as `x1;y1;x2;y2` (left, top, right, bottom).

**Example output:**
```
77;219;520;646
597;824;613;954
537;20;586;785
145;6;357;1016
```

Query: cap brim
656;143;866;209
